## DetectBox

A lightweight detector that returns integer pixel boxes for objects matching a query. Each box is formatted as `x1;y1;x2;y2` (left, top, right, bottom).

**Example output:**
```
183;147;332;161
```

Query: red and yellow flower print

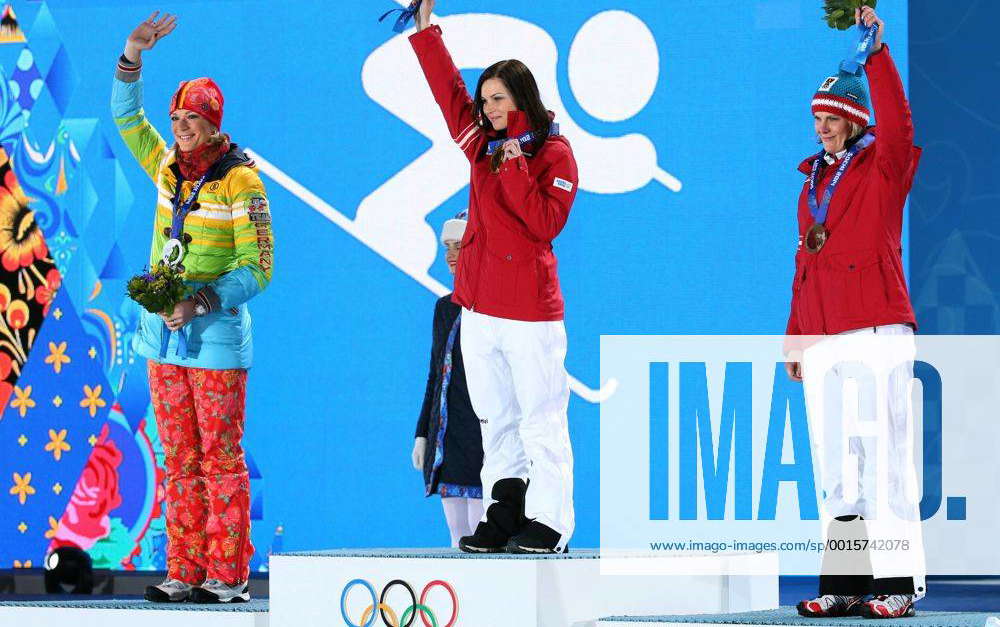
147;362;253;585
0;148;60;415
0;166;48;273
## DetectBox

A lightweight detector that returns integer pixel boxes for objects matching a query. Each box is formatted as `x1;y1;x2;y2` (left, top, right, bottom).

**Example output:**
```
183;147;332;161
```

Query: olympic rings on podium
341;578;378;627
380;580;416;626
401;604;439;627
360;603;401;627
339;579;458;627
419;580;458;627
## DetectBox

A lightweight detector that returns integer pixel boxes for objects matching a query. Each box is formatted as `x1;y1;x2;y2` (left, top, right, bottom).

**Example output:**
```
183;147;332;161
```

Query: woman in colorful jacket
412;212;485;547
785;7;924;619
411;0;578;554
112;12;274;604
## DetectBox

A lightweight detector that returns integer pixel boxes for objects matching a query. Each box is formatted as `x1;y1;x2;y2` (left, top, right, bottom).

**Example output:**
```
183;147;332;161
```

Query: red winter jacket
786;45;921;337
411;25;578;322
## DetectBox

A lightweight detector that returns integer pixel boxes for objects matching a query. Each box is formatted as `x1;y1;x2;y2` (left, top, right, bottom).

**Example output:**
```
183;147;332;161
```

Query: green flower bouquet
823;0;877;30
126;263;187;314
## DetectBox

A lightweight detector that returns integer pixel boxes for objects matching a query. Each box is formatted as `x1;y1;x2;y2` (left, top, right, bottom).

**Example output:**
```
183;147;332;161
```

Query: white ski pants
460;308;574;549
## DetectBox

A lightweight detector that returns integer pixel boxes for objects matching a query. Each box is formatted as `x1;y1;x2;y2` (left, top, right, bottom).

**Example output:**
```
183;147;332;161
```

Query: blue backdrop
0;0;912;569
909;0;1000;334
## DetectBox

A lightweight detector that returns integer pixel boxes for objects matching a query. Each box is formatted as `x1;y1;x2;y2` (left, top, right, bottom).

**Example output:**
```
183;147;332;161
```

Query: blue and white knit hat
812;70;870;126
440;210;468;244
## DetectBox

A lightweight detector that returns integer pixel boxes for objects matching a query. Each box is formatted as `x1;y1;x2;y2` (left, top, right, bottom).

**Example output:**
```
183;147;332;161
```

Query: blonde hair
848;121;867;139
815;121;869;146
205;129;227;146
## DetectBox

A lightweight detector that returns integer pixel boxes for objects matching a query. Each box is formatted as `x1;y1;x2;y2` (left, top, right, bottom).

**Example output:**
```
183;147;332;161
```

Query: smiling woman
409;0;579;556
785;6;926;619
110;9;274;607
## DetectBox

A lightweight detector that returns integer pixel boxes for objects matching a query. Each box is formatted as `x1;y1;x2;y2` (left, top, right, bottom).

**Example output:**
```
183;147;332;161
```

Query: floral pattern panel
0;147;58;409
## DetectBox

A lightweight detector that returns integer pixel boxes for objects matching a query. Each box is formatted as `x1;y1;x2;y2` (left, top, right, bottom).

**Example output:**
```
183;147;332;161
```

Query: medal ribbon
158;167;213;360
486;123;560;156
378;0;422;33
807;132;874;226
169;172;210;242
840;22;880;76
427;313;461;495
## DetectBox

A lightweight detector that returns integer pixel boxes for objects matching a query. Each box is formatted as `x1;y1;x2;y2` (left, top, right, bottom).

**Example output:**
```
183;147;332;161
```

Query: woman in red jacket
410;0;578;554
786;7;925;619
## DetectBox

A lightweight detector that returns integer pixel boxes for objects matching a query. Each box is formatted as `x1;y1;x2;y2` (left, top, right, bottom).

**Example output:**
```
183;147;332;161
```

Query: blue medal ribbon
378;0;422;33
807;132;874;226
169;172;210;241
486;123;560;156
158;169;212;360
840;23;879;76
426;313;461;495
159;322;188;360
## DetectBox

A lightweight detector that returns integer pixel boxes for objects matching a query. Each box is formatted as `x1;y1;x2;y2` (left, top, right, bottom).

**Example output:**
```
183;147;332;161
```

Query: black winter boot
459;478;526;553
507;520;567;554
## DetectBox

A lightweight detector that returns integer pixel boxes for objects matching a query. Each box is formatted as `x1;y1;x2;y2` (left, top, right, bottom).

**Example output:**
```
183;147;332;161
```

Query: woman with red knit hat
410;0;578;555
785;6;925;619
112;12;274;603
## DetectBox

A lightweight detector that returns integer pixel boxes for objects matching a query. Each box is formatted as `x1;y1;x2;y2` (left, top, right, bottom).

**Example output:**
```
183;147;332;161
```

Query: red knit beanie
169;77;224;130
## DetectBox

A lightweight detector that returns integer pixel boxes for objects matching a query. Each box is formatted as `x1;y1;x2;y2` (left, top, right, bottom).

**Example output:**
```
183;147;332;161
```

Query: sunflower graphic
0;155;51;299
0;167;47;268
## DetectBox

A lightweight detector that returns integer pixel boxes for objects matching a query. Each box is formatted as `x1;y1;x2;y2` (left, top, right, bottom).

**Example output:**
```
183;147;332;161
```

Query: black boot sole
506;540;569;555
144;586;188;603
189;587;249;604
458;542;508;554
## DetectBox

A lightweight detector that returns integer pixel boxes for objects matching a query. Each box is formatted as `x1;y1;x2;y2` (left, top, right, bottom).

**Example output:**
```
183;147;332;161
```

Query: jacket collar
168;143;254;183
483;110;558;150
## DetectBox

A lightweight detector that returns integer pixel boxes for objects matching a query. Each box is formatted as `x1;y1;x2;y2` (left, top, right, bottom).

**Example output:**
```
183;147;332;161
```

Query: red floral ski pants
147;361;254;585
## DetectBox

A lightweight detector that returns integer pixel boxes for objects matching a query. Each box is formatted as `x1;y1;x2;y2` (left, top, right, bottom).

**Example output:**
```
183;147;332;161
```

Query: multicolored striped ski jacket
112;63;273;369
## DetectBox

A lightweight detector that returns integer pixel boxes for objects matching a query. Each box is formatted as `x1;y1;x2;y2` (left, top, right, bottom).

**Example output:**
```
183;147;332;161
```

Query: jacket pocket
483;237;538;307
822;249;888;323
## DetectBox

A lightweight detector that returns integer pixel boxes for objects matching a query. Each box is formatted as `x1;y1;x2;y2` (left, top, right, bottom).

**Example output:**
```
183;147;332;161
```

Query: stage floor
780;577;1000;612
0;597;268;627
1;573;995;627
602;608;996;626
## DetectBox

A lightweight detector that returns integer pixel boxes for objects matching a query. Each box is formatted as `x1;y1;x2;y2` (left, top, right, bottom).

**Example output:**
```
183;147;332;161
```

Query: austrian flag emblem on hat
811;69;871;127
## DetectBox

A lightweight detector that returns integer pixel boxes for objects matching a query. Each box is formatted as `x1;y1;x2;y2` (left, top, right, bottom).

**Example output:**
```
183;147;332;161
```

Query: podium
269;549;778;627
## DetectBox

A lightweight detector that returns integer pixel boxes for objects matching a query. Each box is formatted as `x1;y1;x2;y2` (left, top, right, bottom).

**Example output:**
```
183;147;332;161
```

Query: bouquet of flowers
822;0;877;30
126;263;187;314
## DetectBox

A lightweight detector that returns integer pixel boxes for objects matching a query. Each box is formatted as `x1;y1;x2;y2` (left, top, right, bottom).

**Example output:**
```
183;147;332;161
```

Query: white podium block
269;549;778;627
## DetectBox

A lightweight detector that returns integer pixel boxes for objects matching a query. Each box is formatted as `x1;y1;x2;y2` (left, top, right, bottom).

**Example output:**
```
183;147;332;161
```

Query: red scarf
175;135;231;181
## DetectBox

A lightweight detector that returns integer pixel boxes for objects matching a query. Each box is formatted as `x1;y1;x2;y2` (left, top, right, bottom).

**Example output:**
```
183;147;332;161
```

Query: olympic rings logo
340;578;459;627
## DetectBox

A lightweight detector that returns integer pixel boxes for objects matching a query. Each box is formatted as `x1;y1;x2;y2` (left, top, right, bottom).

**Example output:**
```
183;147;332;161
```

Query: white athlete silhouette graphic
250;8;678;402
355;10;679;279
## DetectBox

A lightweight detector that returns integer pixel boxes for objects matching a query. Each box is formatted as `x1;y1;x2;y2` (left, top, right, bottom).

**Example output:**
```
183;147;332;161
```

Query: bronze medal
490;149;504;173
804;223;829;254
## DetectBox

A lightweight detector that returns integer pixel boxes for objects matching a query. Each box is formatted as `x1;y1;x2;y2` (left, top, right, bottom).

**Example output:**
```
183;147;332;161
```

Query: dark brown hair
473;59;550;138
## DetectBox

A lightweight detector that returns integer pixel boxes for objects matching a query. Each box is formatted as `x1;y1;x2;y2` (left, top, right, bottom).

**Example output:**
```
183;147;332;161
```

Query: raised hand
414;0;435;33
855;5;884;52
502;139;524;162
124;11;177;62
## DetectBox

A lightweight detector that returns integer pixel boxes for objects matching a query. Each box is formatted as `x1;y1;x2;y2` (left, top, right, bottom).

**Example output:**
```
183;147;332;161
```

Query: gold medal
804;223;829;254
